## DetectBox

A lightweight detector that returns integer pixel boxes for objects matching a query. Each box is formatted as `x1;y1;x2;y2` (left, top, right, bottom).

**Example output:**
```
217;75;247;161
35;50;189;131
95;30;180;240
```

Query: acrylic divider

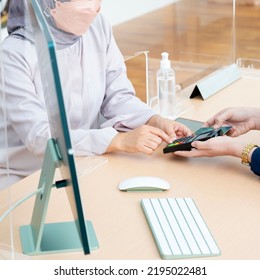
0;0;32;259
125;51;193;119
0;13;13;258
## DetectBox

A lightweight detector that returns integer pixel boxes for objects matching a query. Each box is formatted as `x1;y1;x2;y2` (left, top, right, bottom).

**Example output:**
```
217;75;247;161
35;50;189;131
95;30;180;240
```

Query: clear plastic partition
1;0;107;259
0;0;32;260
0;0;12;259
114;0;237;117
151;0;235;84
235;1;260;77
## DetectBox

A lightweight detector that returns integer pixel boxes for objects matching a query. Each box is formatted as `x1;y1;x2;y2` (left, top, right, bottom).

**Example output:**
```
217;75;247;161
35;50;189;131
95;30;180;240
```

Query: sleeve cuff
249;147;260;176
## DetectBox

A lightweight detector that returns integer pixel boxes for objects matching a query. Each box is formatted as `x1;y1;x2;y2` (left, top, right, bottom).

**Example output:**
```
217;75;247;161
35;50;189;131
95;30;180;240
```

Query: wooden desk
1;75;260;260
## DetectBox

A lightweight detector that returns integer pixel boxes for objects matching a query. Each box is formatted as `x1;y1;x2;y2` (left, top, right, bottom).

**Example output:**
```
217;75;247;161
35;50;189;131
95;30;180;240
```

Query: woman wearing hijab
0;0;191;188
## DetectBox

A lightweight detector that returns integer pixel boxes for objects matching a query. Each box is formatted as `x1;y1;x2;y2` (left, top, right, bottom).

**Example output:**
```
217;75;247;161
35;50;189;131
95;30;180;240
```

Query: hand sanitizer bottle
157;52;176;117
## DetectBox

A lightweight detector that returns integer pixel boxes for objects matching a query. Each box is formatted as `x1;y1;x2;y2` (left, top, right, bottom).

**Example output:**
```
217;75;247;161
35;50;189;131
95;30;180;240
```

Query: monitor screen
19;0;98;255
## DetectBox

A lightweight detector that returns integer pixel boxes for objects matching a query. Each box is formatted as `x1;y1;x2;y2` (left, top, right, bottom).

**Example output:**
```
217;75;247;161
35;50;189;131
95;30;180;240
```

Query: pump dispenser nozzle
160;52;171;70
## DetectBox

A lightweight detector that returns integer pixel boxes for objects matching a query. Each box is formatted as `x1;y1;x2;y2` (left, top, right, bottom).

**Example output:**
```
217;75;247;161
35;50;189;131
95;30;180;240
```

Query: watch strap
241;144;258;165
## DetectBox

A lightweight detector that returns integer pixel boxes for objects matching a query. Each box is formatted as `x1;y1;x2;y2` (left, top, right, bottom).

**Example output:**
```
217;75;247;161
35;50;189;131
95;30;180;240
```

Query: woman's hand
173;136;245;158
205;107;260;137
146;115;192;142
107;115;192;155
107;125;172;155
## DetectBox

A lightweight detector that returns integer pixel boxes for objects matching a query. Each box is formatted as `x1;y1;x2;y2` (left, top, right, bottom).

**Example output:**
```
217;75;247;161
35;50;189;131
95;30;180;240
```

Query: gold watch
241;144;258;165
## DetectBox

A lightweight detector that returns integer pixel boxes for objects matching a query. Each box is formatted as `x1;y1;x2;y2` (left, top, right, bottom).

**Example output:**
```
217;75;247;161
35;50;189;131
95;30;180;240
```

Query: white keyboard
141;197;220;259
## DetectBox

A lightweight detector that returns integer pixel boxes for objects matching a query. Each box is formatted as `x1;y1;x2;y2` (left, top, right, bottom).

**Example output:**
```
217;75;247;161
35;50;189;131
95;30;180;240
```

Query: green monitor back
19;0;98;255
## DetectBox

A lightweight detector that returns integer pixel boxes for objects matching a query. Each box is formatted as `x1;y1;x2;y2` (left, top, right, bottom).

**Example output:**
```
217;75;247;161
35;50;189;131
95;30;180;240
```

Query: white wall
101;0;179;26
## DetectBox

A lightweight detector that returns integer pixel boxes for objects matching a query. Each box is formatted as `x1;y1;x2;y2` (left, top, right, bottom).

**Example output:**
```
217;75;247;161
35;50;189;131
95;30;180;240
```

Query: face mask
45;0;101;36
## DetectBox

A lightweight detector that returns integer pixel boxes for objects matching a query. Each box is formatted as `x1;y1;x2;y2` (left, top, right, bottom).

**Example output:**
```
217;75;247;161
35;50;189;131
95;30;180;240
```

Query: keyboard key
159;198;192;256
142;198;172;256
175;198;211;255
150;198;182;256
185;198;220;255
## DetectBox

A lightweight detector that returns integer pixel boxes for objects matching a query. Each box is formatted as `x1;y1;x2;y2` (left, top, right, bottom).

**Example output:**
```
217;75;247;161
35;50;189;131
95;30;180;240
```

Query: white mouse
118;176;170;192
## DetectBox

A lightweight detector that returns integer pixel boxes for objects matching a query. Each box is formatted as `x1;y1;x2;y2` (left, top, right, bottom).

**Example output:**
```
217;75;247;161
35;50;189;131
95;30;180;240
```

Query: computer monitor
19;0;98;255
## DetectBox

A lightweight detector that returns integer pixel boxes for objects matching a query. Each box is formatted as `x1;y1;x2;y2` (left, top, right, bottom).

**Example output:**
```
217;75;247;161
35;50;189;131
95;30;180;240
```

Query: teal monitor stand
19;0;98;255
20;139;98;255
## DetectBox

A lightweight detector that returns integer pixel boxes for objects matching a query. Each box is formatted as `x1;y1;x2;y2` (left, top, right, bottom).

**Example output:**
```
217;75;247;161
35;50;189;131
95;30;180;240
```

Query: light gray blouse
0;13;155;186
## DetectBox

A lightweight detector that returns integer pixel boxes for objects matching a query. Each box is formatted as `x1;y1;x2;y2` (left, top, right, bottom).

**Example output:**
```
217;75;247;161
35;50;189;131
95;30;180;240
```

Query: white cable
0;187;44;223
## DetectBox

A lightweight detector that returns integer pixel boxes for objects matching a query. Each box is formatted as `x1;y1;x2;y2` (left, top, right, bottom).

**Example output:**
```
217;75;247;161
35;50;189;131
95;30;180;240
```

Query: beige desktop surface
1;76;260;260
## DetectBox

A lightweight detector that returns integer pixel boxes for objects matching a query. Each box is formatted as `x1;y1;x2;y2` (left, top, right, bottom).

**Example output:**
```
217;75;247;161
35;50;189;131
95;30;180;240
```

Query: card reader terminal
163;126;232;153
